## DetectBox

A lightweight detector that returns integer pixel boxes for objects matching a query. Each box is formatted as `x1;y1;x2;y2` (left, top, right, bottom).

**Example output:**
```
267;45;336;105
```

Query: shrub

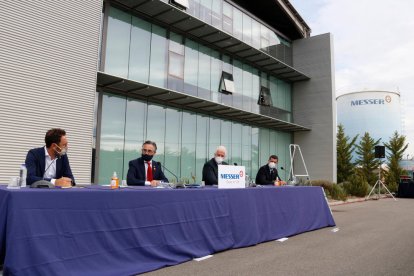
312;179;347;201
342;173;370;197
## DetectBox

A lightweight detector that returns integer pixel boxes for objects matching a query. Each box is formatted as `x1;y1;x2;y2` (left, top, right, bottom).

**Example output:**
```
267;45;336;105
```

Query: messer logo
385;95;391;103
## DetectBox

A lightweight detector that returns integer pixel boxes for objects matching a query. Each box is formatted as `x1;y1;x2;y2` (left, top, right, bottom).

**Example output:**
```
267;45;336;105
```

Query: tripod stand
366;160;396;201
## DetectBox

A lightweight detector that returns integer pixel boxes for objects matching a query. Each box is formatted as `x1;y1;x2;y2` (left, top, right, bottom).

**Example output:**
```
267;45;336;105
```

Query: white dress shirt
43;146;57;184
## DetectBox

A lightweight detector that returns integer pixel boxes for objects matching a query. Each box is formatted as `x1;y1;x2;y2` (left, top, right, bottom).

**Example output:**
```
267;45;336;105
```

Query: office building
0;0;336;184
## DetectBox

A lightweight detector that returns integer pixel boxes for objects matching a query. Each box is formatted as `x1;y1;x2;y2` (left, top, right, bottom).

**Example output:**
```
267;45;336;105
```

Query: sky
290;0;414;156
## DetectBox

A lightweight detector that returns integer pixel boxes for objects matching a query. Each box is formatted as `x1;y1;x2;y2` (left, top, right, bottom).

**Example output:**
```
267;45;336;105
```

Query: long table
0;185;335;275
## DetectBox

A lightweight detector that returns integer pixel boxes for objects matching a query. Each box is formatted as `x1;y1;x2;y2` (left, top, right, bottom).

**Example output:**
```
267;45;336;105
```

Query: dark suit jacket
255;164;281;185
127;157;169;186
25;147;75;186
202;158;229;185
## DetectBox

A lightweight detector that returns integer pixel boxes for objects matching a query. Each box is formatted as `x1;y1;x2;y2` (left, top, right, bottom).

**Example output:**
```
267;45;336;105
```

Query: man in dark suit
25;128;75;187
255;155;286;185
202;145;229;185
127;140;168;186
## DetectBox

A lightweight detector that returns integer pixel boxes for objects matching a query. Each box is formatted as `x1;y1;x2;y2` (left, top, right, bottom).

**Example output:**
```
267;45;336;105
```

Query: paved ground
143;198;414;276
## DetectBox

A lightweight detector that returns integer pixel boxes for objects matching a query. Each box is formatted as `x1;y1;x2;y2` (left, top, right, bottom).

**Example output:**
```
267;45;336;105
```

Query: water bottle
245;174;250;188
19;164;27;187
111;171;119;189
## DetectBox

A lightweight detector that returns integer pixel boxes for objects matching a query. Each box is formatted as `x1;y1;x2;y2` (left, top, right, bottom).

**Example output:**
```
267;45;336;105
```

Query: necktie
147;161;153;181
270;170;275;180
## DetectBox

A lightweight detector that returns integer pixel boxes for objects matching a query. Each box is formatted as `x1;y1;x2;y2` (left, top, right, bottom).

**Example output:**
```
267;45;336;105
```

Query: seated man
127;140;168;187
255;155;286;185
202;145;229;185
25;128;75;187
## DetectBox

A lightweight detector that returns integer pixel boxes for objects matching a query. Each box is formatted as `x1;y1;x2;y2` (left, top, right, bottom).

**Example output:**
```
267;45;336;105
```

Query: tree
337;124;358;183
354;132;381;185
384;131;408;192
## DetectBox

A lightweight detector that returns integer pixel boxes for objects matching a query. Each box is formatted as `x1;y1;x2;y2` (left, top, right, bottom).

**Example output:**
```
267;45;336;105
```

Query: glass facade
97;5;294;184
103;6;292;119
97;93;292;184
184;0;292;64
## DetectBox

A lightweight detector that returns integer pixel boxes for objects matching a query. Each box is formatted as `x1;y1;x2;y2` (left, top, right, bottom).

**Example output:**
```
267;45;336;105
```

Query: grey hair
215;145;227;156
142;140;157;152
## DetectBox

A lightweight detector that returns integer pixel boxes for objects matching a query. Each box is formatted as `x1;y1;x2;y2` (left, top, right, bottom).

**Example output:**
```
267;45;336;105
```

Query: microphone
280;167;284;170
160;164;179;184
234;163;238;166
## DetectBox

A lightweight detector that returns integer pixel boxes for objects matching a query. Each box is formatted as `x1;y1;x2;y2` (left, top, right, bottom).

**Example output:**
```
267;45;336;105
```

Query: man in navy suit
255;155;286;185
127;140;168;187
25;128;75;187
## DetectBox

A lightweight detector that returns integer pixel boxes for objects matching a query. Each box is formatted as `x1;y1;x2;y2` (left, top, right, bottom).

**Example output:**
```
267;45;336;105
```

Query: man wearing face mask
127;140;169;187
25;128;75;187
202;145;229;185
255;155;286;185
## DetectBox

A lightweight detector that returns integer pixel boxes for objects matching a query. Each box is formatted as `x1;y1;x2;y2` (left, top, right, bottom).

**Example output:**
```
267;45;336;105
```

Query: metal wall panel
0;1;102;184
292;33;337;182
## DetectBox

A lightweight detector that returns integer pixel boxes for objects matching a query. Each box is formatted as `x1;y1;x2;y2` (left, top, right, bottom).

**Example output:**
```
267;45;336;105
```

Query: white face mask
55;145;67;157
215;156;224;164
268;162;276;169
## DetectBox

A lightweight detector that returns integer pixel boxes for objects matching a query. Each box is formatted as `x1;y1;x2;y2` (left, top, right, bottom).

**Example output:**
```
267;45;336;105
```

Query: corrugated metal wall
0;1;102;184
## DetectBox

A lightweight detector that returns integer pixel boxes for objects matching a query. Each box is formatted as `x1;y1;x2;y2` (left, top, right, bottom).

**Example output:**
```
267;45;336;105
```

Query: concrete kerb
328;194;395;206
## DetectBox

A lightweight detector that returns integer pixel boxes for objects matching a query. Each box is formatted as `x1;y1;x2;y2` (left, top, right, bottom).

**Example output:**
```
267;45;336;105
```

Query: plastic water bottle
19;164;27;187
245;174;250;188
111;171;119;189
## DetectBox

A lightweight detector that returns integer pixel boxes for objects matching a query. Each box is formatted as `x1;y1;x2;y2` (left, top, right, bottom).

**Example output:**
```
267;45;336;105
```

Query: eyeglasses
142;149;154;154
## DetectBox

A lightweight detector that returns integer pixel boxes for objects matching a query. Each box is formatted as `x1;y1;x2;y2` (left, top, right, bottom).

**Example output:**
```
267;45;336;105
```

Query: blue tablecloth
0;185;335;275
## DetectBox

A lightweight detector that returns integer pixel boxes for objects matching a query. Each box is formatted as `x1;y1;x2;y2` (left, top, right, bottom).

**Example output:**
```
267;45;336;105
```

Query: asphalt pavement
143;198;414;276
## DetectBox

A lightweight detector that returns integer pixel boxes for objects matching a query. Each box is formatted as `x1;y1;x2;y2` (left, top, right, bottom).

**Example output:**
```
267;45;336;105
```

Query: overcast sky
290;0;414;156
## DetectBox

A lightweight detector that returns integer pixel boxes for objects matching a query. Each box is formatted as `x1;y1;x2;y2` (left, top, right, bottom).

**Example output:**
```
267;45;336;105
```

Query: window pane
98;93;126;184
242;64;253;112
251;68;260;113
269;76;278;108
184;39;199;95
196;114;208;182
198;45;211;99
164;108;181;182
233;59;243;109
199;0;212;24
220;120;231;160
211;50;221;102
181;112;197;183
231;123;242;166
242;125;252;176
251;19;261;49
251;127;259;179
104;7;131;78
129;16;151;83
222;1;232;34
221;55;233;106
211;0;222;29
187;0;200;17
208;117;220;156
169;52;184;79
146;104;165;159
123;98;146;179
233;8;243;40
149;25;167;88
242;13;252;45
259;128;270;166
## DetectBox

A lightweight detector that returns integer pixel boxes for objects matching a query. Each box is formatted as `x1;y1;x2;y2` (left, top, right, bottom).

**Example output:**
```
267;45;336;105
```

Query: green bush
312;179;347;201
342;173;370;197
